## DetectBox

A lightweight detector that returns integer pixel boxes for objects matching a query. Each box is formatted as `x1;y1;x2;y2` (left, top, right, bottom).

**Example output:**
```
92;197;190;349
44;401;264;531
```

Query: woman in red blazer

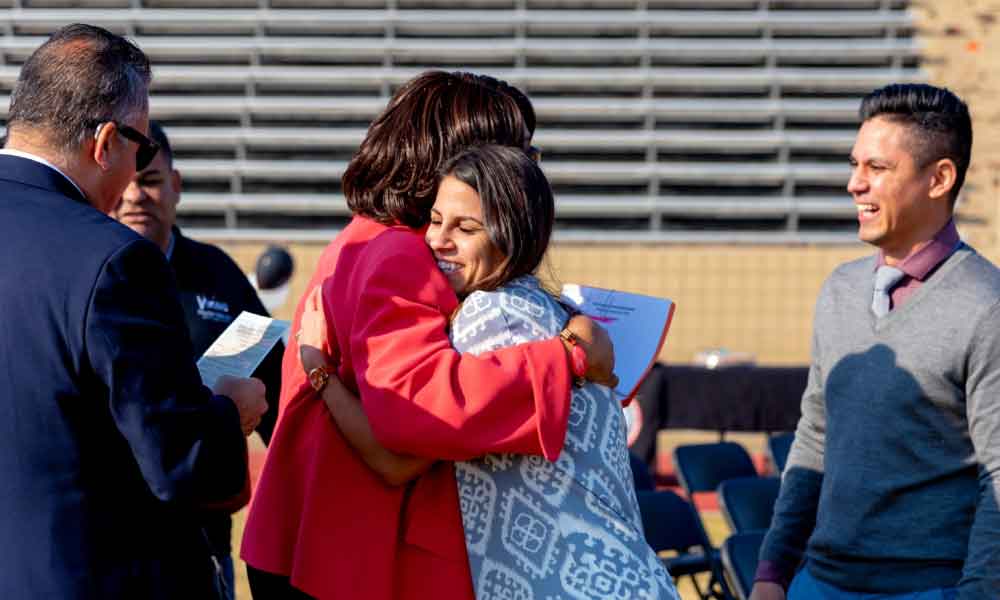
241;71;615;600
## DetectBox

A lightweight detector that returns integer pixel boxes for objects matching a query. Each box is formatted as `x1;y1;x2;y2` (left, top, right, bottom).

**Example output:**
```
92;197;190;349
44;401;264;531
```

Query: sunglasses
95;121;160;172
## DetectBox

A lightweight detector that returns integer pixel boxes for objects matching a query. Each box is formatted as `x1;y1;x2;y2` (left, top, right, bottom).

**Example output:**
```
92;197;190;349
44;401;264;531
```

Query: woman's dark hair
343;70;531;228
440;144;554;292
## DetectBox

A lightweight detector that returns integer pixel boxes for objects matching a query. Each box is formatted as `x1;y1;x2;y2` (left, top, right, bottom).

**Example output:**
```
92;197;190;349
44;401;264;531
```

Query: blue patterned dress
451;276;680;600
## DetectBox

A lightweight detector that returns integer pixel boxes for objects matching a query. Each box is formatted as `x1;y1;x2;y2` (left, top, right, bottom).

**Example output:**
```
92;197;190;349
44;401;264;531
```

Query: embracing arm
298;292;608;484
299;285;433;486
332;233;614;462
321;375;434;486
304;311;608;481
958;302;1000;599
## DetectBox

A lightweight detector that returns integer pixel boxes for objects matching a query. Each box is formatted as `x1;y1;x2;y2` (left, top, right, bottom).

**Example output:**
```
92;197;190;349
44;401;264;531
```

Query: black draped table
628;363;808;464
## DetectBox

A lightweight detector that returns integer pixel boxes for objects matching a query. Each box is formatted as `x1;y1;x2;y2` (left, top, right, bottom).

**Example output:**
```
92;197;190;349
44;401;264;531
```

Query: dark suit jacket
0;154;247;599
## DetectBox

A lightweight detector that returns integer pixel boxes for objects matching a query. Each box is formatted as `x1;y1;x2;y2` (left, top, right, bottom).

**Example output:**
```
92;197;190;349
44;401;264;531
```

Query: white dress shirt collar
0;148;87;201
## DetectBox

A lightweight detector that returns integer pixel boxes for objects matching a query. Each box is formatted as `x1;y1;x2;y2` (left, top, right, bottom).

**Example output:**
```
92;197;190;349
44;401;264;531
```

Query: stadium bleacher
0;0;920;242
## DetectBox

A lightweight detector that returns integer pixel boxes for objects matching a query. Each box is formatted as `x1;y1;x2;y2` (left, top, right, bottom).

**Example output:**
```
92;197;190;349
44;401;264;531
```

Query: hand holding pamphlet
560;284;675;403
197;311;289;388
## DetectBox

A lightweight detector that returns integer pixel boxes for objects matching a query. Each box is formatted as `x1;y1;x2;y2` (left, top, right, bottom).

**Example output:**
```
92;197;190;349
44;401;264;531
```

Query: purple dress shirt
877;219;961;311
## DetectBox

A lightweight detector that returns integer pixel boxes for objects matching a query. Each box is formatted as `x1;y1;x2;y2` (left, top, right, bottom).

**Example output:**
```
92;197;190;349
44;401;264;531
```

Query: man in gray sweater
751;84;1000;599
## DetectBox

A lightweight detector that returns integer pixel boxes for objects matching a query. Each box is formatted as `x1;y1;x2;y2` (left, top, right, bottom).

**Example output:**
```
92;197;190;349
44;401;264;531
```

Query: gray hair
8;23;151;154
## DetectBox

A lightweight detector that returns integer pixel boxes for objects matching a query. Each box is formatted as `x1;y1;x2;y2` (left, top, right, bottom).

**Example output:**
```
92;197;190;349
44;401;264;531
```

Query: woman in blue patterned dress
302;144;679;600
431;145;678;600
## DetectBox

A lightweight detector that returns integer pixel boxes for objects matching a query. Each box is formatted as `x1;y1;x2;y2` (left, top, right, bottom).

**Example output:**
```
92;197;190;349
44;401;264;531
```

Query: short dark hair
343;70;531;229
147;120;173;167
8;23;151;155
859;83;972;201
440;144;554;292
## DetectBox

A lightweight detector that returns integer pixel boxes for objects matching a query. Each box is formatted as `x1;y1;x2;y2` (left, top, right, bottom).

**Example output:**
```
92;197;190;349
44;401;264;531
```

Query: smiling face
112;147;181;253
426;175;506;297
848;116;953;264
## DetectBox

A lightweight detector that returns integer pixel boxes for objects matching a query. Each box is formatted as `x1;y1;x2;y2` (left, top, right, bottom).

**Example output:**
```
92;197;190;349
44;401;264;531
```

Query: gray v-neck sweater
760;245;1000;598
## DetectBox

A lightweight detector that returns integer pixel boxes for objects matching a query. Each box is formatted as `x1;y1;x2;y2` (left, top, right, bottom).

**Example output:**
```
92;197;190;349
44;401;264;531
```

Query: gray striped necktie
872;265;905;317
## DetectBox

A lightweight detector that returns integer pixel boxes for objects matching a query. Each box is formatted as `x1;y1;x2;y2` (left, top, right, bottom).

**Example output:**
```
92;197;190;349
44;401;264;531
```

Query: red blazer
241;216;572;600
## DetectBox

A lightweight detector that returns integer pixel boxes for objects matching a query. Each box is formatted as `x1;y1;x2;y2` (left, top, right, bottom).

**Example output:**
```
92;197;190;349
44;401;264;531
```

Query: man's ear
92;122;117;172
928;158;958;202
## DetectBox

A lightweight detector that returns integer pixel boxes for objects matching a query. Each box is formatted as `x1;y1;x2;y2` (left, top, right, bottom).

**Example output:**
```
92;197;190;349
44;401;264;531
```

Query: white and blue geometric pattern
456;462;498;557
452;276;679;600
499;487;561;579
478;558;535;600
564;385;600;454
520;452;575;508
557;514;660;600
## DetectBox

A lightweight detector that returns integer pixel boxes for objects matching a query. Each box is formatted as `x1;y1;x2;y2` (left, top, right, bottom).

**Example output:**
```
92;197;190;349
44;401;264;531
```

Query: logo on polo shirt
196;295;232;323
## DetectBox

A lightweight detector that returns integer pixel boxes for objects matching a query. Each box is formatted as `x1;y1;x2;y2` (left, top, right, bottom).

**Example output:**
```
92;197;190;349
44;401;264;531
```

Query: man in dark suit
0;24;268;600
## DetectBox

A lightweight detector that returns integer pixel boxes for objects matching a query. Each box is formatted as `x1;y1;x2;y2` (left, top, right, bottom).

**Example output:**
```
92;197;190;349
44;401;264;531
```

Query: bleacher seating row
0;36;918;64
0;7;914;36
0;1;921;241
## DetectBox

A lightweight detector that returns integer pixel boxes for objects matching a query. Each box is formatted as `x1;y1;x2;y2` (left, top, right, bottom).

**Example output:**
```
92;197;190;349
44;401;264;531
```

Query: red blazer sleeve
329;229;572;461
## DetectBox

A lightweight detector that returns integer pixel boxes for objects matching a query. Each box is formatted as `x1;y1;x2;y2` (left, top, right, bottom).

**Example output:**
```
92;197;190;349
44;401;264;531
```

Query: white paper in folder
197;311;289;388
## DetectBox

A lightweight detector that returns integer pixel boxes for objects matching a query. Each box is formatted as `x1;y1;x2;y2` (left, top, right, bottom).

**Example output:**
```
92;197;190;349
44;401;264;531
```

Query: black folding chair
637;489;730;600
720;530;766;600
673;442;758;498
672;442;759;598
718;476;781;533
768;432;795;475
